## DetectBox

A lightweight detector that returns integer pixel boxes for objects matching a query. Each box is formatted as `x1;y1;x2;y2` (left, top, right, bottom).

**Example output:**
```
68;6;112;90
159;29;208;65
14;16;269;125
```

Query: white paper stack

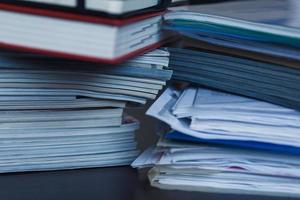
132;86;300;197
0;49;172;173
132;139;300;197
0;49;172;105
147;87;300;147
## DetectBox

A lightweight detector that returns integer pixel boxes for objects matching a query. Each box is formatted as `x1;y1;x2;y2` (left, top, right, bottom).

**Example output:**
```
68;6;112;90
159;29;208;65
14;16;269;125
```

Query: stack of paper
162;0;300;111
167;47;300;110
133;140;300;197
132;0;300;197
164;0;300;62
0;49;172;105
0;49;171;173
132;87;300;197
147;87;300;151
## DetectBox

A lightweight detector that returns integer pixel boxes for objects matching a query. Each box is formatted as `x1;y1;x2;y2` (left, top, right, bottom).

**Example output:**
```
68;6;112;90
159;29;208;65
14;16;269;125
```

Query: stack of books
163;0;300;110
0;49;171;173
133;86;300;197
0;0;172;173
132;0;300;197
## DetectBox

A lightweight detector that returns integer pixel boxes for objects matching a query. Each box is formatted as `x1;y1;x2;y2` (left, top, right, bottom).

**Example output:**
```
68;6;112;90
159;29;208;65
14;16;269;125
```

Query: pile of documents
132;0;300;197
0;0;172;173
133;140;300;197
163;0;300;110
147;87;300;151
0;49;171;173
167;46;300;110
164;0;300;63
133;87;300;197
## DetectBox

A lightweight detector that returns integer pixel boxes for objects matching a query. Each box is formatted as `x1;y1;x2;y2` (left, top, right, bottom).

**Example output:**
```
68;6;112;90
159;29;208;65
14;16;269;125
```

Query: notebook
0;4;167;63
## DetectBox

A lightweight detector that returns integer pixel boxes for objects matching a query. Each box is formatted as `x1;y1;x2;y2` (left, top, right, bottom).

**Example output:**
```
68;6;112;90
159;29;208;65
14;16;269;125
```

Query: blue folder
165;131;300;155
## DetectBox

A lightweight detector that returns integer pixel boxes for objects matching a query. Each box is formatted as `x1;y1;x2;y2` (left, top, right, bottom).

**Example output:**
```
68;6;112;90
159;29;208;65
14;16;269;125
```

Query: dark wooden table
0;166;298;200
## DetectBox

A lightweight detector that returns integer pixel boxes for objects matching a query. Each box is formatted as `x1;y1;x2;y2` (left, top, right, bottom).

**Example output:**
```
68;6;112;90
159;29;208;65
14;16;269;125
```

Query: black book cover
0;0;171;18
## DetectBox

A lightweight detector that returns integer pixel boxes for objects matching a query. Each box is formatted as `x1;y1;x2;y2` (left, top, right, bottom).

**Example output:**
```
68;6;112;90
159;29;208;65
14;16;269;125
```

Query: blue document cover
166;131;300;155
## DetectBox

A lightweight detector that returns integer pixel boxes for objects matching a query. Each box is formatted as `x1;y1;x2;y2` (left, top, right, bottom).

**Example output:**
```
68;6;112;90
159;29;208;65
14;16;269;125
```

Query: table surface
0;167;299;200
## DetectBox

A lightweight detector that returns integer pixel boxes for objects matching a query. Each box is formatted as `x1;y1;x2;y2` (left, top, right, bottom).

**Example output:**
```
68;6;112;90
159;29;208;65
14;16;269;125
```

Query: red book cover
0;2;169;63
0;41;165;64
